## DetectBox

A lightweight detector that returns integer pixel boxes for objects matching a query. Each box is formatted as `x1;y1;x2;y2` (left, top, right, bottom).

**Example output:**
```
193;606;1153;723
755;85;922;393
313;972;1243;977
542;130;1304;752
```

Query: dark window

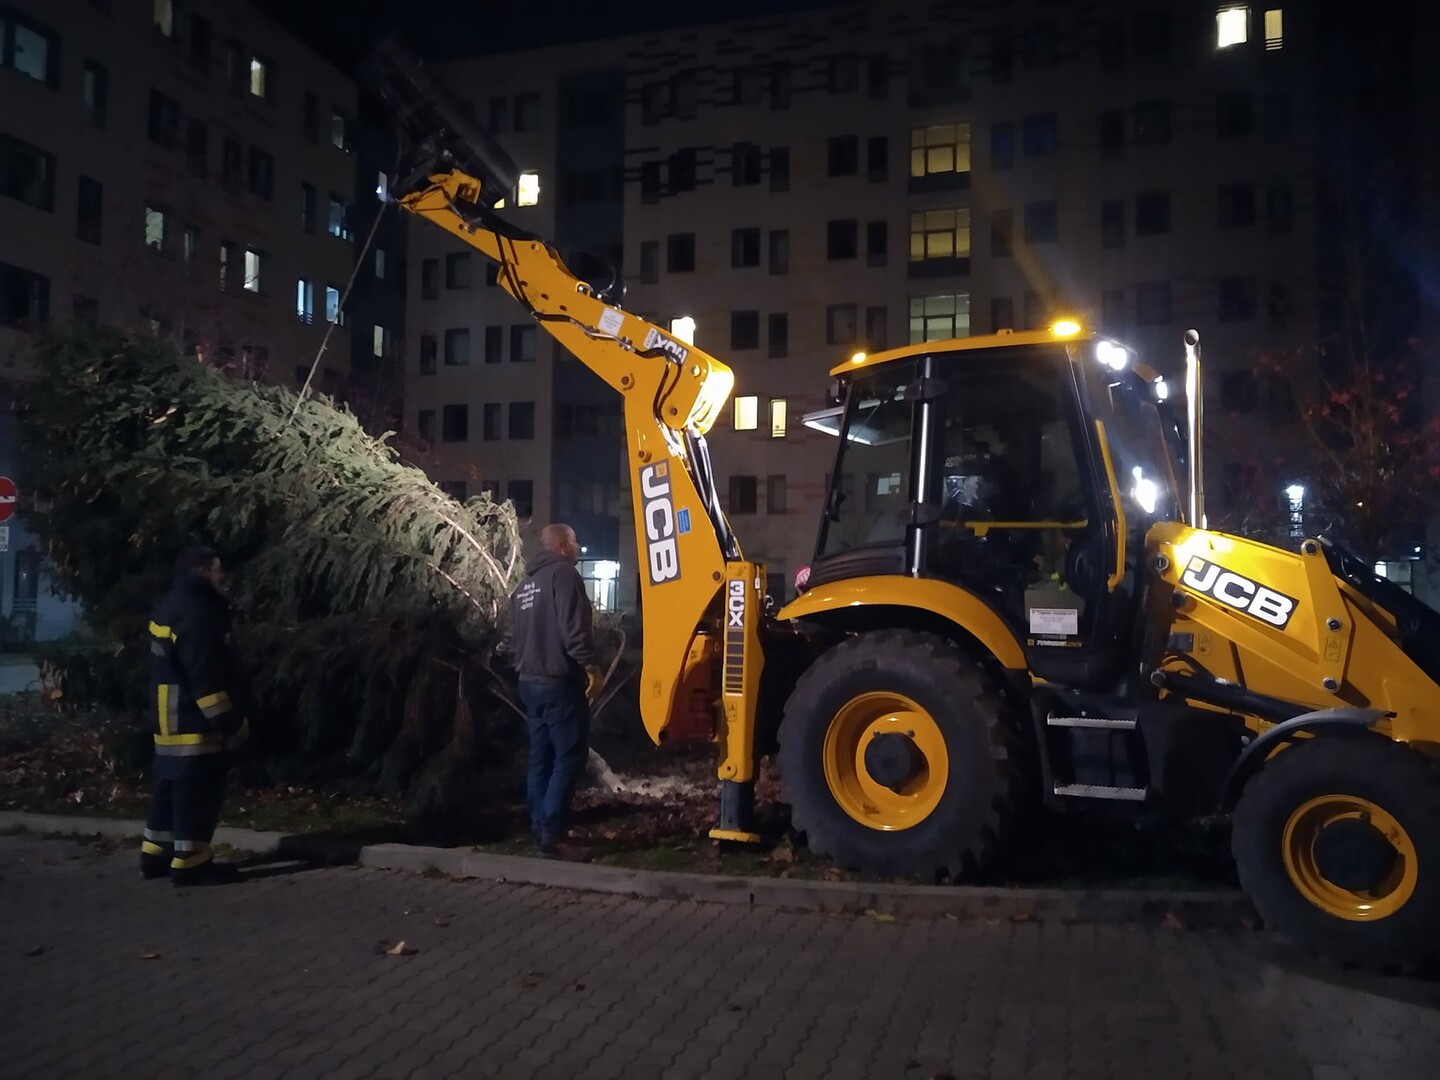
867;136;888;181
83;61;108;127
1;134;55;211
866;221;888;266
1218;183;1256;229
1101;199;1124;248
673;72;697;119
828;136;859;177
221;139;242;194
302;90;318;142
1024;290;1047;330
485;264;500;287
327;195;349;239
510;324;535;362
446;252;471;289
1135;281;1172;325
728;475;758;515
1100;110;1124;159
828;54;859;94
1135;190;1171;235
640;161;661;203
990;35;1014;83
484;325;502;363
509;401;535;440
667;233;695;272
991;209;1014;257
1022;114;1057;156
732;142;762;186
669;148;696;192
827;219;858;260
1023;21;1058;69
991;123;1014;169
437;480;467;501
417;409;435;442
640;240;658;284
770;147;790;192
513;93;540;131
826;303;858;346
768;313;788;358
991;297;1014;332
769;230;789;275
444;328;469;366
1023;201;1057;244
506;480;534;519
0;262;50;328
441;404;468;442
148;89;181;148
483;402;501;440
770;63;791;109
420;258;438;299
300;182;316;233
1266;184;1293;235
1133;10;1171;57
731;227;760;268
185;119;207;176
76;175;102;243
1217;92;1254;138
767;475;788;514
189;15;211;71
1101;288;1125;330
1;10;59;85
1266;281;1292;329
1100;21;1125;71
73;294;97;324
418;334;437;374
865;305;887;349
1134;100;1170;145
1219;276;1257;321
1263;93;1292;142
246;147;273;200
731;310;760;350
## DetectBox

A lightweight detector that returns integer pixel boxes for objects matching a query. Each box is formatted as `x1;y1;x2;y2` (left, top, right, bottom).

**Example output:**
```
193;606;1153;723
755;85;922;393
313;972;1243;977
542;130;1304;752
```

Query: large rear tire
776;630;1024;880
1232;737;1440;972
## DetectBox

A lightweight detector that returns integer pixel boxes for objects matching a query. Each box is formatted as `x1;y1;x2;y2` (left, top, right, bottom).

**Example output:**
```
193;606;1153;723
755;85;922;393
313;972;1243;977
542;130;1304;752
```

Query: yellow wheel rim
822;691;949;831
1281;795;1418;922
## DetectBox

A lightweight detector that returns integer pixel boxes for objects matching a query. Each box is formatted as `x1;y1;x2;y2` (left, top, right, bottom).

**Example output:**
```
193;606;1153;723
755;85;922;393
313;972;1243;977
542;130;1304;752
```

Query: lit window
325;285;342;324
770;399;787;438
909;124;971;178
296;278;313;323
1265;9;1284;49
909;209;972;261
144;207;166;251
373;324;388;357
909;293;970;343
376;171;389;199
330;110;347;150
375;248;386;279
1216;6;1248;48
249;57;268;98
517;172;540;207
734;396;758;431
243;248;264;293
153;0;175;37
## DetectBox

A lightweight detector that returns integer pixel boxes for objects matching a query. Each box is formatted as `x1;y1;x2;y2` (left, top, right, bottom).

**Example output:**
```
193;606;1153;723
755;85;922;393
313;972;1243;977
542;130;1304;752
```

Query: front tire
1232;737;1440;972
776;630;1024;880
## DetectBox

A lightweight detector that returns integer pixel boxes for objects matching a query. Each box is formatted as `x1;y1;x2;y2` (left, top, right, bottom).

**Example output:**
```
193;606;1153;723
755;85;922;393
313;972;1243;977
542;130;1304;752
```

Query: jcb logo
640;460;681;585
1181;556;1297;629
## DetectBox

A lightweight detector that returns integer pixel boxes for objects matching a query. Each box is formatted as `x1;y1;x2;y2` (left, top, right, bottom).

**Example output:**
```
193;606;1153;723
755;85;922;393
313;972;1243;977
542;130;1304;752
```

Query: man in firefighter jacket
140;546;250;886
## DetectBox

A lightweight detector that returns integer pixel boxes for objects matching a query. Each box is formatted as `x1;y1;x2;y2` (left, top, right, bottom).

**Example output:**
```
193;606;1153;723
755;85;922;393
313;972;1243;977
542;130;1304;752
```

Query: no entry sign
0;476;16;522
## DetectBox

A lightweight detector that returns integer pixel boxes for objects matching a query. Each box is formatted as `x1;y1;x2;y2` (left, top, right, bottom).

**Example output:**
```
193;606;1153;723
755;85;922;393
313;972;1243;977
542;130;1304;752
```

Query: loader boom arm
394;171;766;805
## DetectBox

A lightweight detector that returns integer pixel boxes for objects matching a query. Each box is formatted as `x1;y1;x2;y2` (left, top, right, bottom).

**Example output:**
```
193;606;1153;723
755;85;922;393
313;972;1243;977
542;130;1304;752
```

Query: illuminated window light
1216;6;1249;49
734;395;758;431
1264;8;1284;49
770;399;787;438
516;172;540;207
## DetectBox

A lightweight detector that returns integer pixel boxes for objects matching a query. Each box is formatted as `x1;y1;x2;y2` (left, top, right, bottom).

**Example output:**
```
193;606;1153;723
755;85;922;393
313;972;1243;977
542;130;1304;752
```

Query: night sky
254;0;839;73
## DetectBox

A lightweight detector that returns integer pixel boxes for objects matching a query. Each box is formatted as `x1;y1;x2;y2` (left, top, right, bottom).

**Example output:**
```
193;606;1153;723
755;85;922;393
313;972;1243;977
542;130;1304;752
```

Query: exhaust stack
1184;329;1205;529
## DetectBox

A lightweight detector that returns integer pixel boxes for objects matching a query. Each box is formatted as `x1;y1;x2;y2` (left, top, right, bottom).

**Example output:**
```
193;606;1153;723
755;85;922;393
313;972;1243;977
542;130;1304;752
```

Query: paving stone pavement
1;833;1438;1080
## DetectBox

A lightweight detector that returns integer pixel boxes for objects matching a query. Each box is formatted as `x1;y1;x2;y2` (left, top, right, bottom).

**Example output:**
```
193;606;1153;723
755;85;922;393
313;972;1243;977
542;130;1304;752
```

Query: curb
0;811;1255;929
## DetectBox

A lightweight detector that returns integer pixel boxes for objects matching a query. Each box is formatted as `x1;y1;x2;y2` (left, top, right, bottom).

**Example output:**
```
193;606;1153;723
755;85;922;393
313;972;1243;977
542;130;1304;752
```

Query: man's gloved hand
585;666;605;703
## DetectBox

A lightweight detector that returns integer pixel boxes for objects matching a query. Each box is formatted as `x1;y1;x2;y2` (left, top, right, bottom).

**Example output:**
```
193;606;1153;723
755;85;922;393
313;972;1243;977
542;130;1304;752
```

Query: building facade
402;1;1425;611
0;0;363;644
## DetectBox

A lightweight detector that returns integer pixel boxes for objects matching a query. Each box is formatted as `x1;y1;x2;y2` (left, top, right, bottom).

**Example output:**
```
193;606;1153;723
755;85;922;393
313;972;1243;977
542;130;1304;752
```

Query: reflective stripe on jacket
148;575;247;756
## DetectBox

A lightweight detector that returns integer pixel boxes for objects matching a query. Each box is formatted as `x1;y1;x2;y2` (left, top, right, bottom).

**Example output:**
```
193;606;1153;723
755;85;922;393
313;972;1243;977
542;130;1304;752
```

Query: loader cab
804;328;1185;690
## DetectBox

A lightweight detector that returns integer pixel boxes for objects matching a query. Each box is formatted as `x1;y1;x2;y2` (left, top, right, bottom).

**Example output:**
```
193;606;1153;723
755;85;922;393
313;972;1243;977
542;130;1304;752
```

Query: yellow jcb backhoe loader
369;42;1440;972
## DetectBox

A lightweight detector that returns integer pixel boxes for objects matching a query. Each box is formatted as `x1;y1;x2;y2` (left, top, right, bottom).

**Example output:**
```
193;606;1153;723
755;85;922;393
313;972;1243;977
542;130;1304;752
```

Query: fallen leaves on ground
137;949;161;960
385;940;413;957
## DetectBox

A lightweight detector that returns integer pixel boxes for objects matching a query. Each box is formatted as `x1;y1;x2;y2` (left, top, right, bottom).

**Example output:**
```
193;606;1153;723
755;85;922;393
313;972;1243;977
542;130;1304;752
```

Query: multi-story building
404;1;1426;611
0;0;361;643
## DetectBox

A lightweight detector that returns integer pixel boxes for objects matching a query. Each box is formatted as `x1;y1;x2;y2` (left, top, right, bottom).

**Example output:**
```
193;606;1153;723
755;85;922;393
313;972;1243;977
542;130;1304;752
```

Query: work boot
139;854;171;880
172;860;243;887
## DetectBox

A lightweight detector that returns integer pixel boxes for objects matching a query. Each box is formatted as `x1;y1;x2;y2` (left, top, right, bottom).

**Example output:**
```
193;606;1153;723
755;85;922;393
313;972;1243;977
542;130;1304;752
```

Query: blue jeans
517;678;589;844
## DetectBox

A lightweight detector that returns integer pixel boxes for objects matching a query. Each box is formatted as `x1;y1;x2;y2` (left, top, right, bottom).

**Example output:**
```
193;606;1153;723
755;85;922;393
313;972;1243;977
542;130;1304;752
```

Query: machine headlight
1096;340;1129;370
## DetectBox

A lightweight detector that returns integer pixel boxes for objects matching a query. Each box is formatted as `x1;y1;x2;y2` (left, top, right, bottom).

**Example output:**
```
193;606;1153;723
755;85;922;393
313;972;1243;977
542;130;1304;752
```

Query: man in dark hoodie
510;523;603;855
141;545;250;886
